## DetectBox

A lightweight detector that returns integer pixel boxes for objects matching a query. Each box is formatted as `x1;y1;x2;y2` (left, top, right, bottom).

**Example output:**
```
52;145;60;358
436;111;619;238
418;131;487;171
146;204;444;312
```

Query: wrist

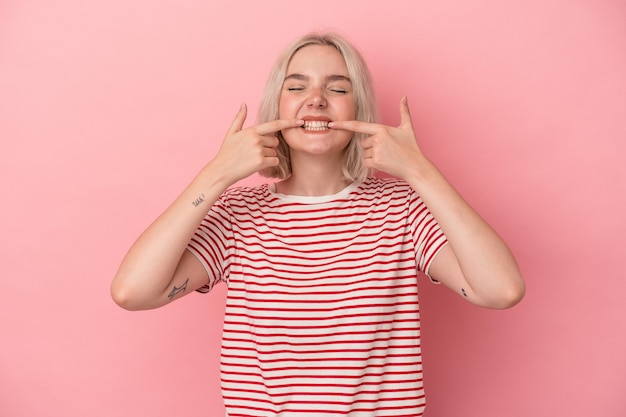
403;157;440;191
197;160;236;191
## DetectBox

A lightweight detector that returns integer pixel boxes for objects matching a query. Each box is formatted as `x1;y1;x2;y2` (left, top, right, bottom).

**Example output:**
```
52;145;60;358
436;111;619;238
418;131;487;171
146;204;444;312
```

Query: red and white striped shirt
188;177;448;416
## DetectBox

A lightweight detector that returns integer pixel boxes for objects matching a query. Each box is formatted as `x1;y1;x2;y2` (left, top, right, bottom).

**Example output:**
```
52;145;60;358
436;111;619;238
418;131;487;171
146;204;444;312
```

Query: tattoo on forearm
192;194;206;207
168;278;189;300
461;288;468;298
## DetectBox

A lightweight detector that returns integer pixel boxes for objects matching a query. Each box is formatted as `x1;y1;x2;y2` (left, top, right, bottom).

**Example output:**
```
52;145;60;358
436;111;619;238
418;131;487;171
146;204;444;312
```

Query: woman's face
279;44;357;157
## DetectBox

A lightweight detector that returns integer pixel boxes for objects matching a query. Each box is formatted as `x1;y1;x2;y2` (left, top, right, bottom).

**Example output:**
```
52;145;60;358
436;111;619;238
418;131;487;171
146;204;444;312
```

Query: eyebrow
284;73;352;83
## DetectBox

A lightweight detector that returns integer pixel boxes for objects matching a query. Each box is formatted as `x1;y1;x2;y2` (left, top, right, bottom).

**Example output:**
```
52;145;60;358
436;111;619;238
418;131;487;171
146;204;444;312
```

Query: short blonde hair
258;32;379;180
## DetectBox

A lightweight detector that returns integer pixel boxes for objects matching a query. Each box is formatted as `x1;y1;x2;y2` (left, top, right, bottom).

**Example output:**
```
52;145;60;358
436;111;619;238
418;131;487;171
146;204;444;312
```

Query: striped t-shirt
187;177;448;417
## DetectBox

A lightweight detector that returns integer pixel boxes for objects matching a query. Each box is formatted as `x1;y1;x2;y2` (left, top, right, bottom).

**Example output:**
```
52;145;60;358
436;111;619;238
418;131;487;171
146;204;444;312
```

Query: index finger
328;120;381;135
255;119;304;136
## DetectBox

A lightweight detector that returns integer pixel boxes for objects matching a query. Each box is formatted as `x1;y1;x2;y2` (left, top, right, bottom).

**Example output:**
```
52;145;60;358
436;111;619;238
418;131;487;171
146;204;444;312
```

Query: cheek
278;97;286;119
349;105;357;120
349;99;357;119
336;99;357;120
278;95;298;119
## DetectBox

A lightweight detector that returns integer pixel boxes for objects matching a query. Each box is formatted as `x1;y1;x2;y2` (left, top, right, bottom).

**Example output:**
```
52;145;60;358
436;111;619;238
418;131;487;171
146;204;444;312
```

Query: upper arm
427;244;481;306
159;249;210;306
114;249;210;311
427;237;525;309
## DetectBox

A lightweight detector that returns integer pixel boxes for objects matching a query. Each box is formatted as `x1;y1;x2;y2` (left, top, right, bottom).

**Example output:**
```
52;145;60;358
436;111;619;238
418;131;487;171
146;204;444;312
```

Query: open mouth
302;120;331;131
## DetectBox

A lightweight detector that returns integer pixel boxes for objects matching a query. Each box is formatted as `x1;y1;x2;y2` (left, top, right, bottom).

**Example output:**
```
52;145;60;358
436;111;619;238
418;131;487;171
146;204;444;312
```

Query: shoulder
348;177;416;210
358;176;414;196
220;183;271;202
216;184;276;214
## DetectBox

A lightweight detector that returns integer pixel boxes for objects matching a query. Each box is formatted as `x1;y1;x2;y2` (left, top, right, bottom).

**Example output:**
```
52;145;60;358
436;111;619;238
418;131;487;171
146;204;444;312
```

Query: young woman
112;32;525;416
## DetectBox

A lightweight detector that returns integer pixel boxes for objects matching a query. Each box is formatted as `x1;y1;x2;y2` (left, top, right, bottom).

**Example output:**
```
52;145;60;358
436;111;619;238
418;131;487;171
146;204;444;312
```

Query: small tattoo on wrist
192;194;206;207
461;288;468;298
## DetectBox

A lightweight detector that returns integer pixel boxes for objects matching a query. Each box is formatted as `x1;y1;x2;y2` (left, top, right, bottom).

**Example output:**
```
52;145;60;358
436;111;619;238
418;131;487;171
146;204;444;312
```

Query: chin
287;135;351;156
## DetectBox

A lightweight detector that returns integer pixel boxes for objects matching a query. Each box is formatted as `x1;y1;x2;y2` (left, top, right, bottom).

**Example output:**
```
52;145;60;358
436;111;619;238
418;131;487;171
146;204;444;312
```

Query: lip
300;115;333;122
299;115;333;132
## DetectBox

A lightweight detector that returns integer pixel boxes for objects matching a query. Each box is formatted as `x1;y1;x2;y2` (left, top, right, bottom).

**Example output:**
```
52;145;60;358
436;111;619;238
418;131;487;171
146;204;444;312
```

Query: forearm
111;162;231;308
111;106;298;309
329;98;524;307
406;158;525;308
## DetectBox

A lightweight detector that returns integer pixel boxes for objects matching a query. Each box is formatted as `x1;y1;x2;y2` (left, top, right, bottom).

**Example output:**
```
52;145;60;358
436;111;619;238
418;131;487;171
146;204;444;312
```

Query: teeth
303;120;330;131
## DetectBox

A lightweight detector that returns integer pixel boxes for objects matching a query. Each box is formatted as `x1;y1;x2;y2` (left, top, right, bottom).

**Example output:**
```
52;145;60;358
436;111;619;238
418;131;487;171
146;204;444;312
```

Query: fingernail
328;122;334;128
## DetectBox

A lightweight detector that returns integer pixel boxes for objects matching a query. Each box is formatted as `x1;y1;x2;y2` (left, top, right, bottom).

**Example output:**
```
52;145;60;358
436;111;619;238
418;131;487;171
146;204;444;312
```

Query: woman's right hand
211;103;303;184
111;105;303;311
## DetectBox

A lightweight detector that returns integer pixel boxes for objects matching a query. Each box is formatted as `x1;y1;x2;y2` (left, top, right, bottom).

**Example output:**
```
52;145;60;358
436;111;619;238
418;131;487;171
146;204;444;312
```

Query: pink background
1;0;625;416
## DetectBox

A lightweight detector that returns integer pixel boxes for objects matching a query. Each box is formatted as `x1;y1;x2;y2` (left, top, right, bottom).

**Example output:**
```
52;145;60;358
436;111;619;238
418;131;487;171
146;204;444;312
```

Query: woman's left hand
329;96;425;180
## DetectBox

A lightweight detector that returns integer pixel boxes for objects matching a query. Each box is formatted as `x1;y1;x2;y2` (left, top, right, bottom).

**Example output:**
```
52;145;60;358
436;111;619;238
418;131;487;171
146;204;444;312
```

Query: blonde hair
257;32;379;180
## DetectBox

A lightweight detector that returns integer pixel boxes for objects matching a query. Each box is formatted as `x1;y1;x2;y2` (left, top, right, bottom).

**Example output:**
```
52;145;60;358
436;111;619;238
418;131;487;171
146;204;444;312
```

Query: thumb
226;103;247;136
399;96;413;128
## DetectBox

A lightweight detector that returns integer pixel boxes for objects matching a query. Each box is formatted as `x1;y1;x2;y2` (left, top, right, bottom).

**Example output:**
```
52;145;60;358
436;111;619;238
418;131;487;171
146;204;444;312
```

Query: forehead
286;44;349;76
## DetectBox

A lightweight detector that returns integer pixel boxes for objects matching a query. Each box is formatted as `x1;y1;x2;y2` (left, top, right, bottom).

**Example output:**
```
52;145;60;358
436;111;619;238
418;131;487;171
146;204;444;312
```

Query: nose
307;87;327;108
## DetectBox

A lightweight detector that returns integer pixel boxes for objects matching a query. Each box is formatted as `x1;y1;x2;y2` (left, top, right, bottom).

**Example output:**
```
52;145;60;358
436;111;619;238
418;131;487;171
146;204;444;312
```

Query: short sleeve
407;188;448;282
186;195;233;293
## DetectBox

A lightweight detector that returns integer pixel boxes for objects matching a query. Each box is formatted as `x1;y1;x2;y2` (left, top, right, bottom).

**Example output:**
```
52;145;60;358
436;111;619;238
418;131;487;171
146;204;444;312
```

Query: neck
276;155;351;196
